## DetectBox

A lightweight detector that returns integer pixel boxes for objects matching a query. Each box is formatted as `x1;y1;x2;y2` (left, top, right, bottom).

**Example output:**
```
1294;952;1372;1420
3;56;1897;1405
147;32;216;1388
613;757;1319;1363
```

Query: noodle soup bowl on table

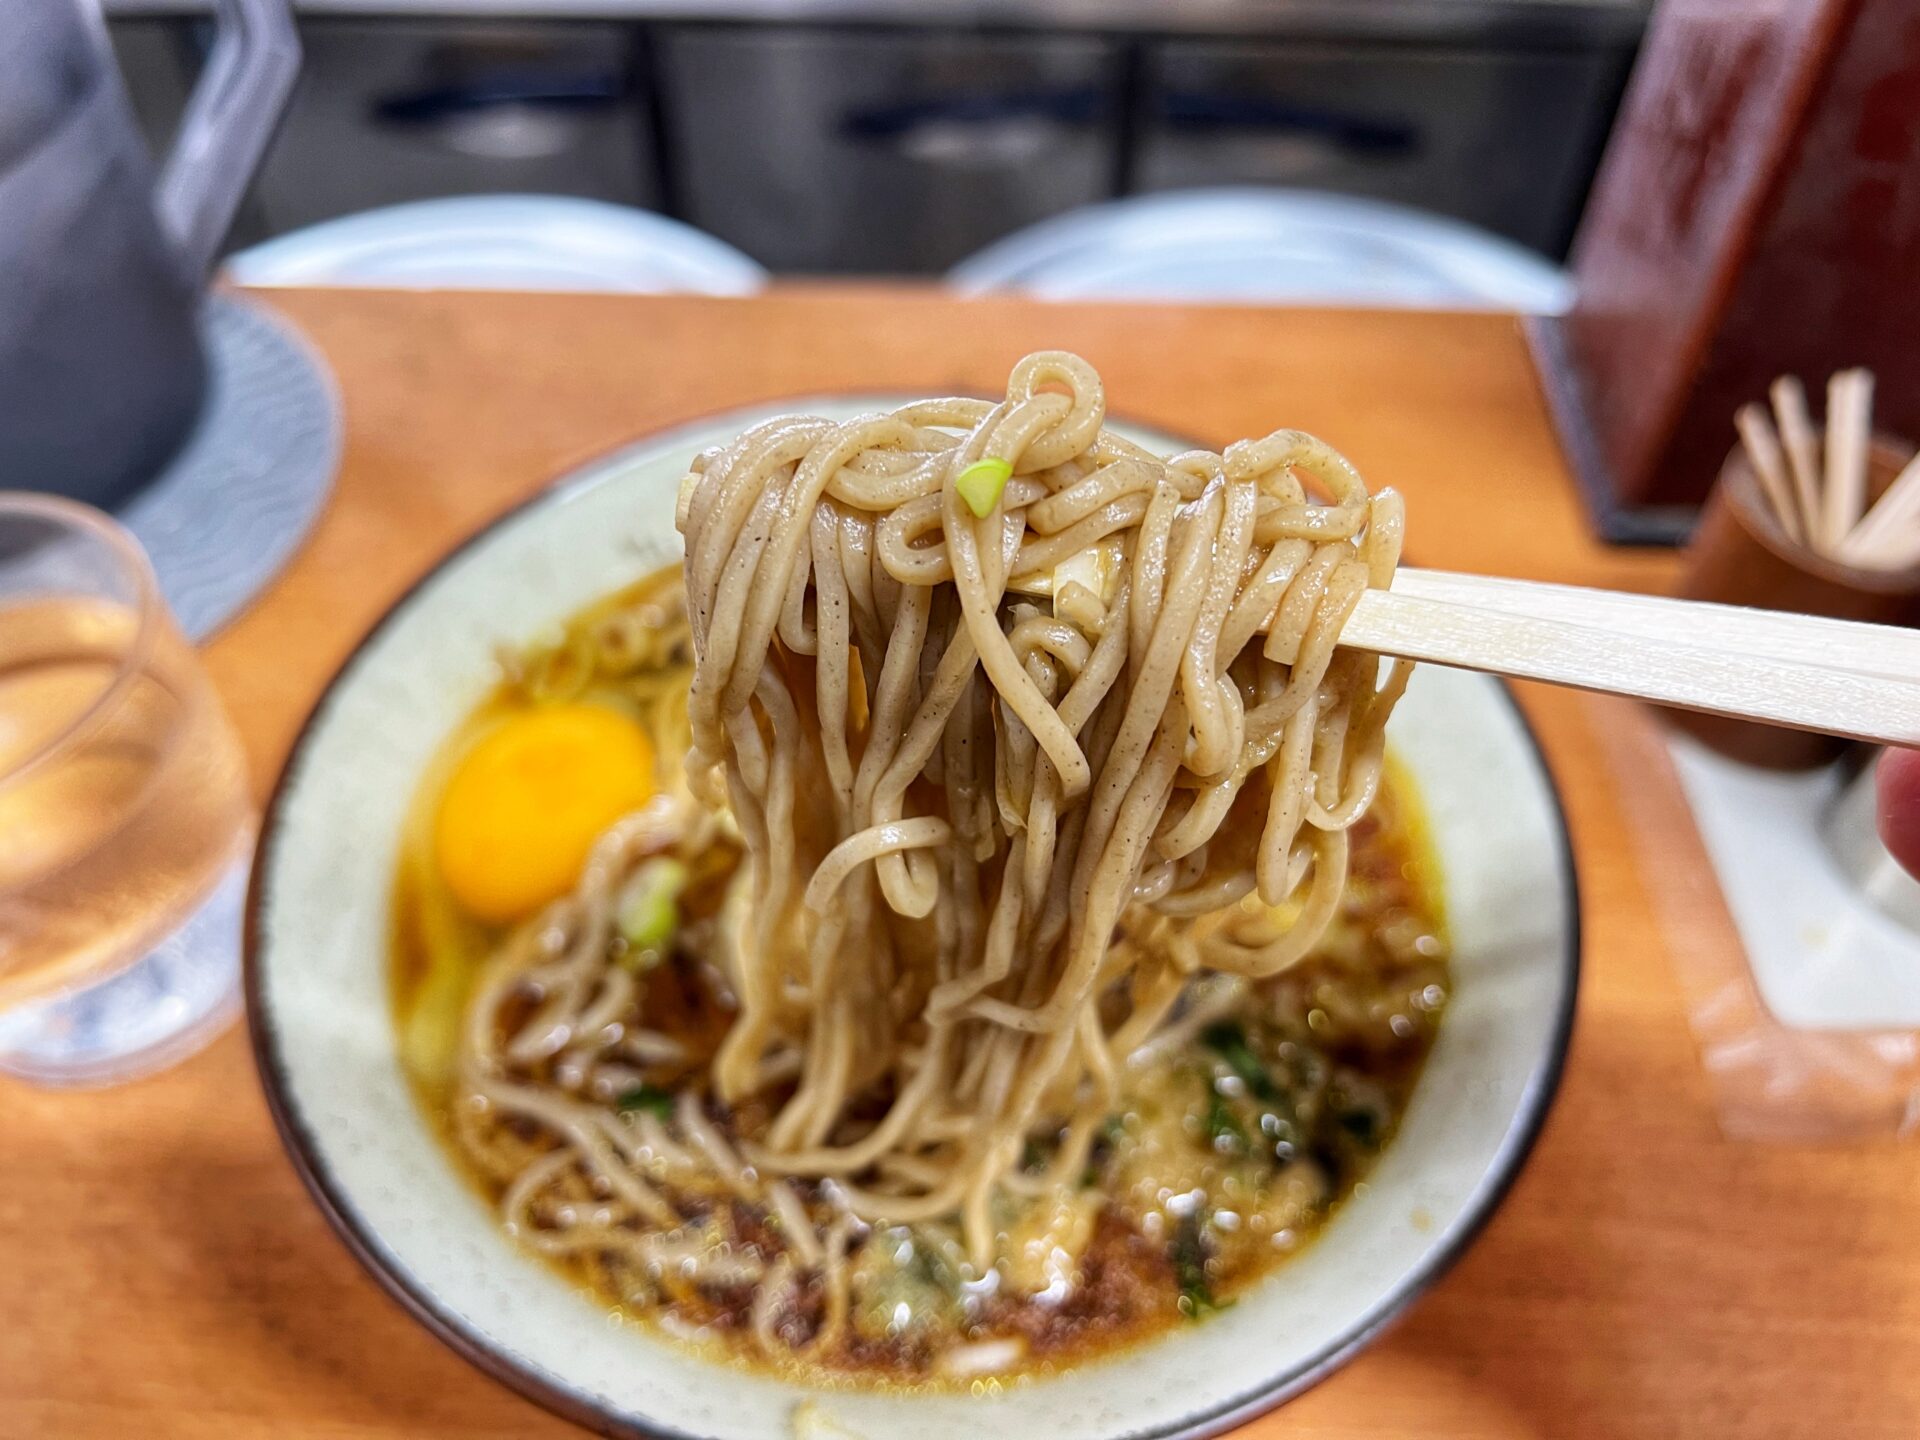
248;388;1577;1440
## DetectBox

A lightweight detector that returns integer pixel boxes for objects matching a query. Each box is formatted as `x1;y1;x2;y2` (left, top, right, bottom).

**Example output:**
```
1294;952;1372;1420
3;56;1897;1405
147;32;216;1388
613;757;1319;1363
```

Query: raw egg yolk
435;703;655;924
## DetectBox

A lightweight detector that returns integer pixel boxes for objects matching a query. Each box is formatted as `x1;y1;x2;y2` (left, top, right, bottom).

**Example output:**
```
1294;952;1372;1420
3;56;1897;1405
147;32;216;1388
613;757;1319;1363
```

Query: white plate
226;196;768;296
947;189;1574;314
246;402;1578;1440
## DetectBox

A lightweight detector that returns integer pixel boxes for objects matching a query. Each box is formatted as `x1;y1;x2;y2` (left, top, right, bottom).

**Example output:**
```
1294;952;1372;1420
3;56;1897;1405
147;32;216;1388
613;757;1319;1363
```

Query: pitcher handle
155;0;300;279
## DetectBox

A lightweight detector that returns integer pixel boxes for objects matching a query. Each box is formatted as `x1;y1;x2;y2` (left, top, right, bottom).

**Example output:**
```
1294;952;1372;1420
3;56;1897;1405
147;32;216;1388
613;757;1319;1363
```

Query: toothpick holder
1672;433;1920;769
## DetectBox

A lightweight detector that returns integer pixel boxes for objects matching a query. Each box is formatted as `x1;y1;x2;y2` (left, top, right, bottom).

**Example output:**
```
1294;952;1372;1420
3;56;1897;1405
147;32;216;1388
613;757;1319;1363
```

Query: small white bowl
247;403;1577;1440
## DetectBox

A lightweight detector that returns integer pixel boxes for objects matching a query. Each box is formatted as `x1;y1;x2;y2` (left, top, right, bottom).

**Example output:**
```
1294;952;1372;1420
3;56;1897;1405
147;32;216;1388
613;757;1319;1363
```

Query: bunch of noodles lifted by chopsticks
674;351;1409;1265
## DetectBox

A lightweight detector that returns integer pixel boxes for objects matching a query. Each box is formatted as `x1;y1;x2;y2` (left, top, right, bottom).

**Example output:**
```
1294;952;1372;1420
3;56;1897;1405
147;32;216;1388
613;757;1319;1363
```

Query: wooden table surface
5;288;1915;1440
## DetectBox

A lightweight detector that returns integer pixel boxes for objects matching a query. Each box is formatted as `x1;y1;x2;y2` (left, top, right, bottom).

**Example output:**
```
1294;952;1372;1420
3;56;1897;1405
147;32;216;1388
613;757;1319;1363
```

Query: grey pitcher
0;0;298;508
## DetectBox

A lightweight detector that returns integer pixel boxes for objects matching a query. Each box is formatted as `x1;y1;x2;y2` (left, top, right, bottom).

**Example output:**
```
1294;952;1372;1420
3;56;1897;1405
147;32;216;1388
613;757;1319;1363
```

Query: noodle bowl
400;352;1440;1383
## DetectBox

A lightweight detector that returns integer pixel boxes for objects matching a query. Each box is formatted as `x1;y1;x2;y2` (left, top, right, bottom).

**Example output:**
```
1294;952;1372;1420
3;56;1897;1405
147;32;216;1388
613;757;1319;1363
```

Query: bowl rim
243;405;1582;1440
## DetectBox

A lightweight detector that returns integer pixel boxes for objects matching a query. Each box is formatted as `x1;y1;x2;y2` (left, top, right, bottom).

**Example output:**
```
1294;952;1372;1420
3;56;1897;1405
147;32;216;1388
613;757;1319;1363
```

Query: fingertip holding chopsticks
1736;368;1920;572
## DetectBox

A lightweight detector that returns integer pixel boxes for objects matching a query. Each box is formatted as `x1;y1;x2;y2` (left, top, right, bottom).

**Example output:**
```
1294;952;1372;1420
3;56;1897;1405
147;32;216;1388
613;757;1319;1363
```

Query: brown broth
391;571;1450;1390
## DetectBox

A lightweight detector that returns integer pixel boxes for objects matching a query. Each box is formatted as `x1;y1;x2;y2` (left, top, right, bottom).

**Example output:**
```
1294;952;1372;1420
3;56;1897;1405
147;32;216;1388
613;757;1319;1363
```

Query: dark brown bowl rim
243;398;1582;1440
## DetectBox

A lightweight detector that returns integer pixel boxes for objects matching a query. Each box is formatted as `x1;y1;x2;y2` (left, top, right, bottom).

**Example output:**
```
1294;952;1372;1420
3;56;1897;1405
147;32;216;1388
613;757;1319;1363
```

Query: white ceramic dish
246;401;1578;1440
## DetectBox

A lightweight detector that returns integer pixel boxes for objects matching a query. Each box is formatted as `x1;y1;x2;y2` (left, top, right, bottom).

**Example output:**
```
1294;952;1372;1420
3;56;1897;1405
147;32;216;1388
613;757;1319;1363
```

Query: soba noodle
443;351;1417;1372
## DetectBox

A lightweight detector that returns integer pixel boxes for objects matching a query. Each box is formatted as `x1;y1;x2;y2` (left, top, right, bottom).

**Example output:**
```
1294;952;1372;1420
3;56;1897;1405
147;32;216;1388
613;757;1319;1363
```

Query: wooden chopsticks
1736;368;1920;571
1344;569;1920;749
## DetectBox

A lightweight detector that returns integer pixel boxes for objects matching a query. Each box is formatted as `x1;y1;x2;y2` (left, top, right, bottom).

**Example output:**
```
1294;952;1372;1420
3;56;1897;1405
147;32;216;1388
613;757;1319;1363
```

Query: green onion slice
615;1084;675;1118
955;457;1013;518
617;858;689;957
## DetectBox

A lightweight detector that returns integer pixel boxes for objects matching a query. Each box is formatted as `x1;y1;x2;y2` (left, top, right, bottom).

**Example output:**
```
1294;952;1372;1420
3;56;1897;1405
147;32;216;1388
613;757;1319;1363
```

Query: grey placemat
120;293;341;639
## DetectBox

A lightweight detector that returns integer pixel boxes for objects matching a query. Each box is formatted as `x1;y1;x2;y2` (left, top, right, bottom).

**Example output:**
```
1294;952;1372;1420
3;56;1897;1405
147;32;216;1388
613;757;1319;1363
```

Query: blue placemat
120;293;341;640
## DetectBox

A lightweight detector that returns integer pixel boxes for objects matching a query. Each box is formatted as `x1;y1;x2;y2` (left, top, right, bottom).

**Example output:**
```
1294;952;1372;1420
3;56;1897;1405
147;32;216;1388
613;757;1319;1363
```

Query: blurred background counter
102;0;1647;273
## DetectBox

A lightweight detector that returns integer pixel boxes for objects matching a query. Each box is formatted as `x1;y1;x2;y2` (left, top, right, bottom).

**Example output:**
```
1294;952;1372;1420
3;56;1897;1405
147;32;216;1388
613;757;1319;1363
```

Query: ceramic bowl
247;402;1578;1440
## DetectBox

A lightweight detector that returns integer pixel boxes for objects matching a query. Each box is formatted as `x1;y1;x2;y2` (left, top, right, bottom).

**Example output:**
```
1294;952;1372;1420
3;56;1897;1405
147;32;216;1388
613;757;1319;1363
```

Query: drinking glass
0;493;253;1085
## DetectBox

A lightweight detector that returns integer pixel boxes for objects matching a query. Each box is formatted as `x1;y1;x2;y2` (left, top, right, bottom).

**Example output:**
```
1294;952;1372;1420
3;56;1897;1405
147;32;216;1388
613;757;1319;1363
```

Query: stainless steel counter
102;0;1649;44
106;0;1644;272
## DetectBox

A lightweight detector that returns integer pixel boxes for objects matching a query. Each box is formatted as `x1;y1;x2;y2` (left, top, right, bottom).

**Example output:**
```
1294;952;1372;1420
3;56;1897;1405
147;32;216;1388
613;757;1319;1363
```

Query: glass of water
0;493;253;1085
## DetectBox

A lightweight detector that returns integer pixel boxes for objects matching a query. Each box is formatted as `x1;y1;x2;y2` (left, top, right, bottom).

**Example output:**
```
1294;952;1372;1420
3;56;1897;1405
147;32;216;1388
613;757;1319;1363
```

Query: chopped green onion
615;1084;675;1118
1337;1107;1385;1151
1204;1088;1249;1156
1081;1113;1128;1188
617;858;689;959
908;1236;962;1296
1201;1021;1280;1103
955;457;1013;518
1170;1213;1230;1318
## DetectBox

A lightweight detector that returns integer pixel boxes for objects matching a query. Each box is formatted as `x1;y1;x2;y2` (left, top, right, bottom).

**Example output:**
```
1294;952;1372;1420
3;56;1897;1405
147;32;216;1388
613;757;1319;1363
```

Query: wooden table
5;288;1915;1440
